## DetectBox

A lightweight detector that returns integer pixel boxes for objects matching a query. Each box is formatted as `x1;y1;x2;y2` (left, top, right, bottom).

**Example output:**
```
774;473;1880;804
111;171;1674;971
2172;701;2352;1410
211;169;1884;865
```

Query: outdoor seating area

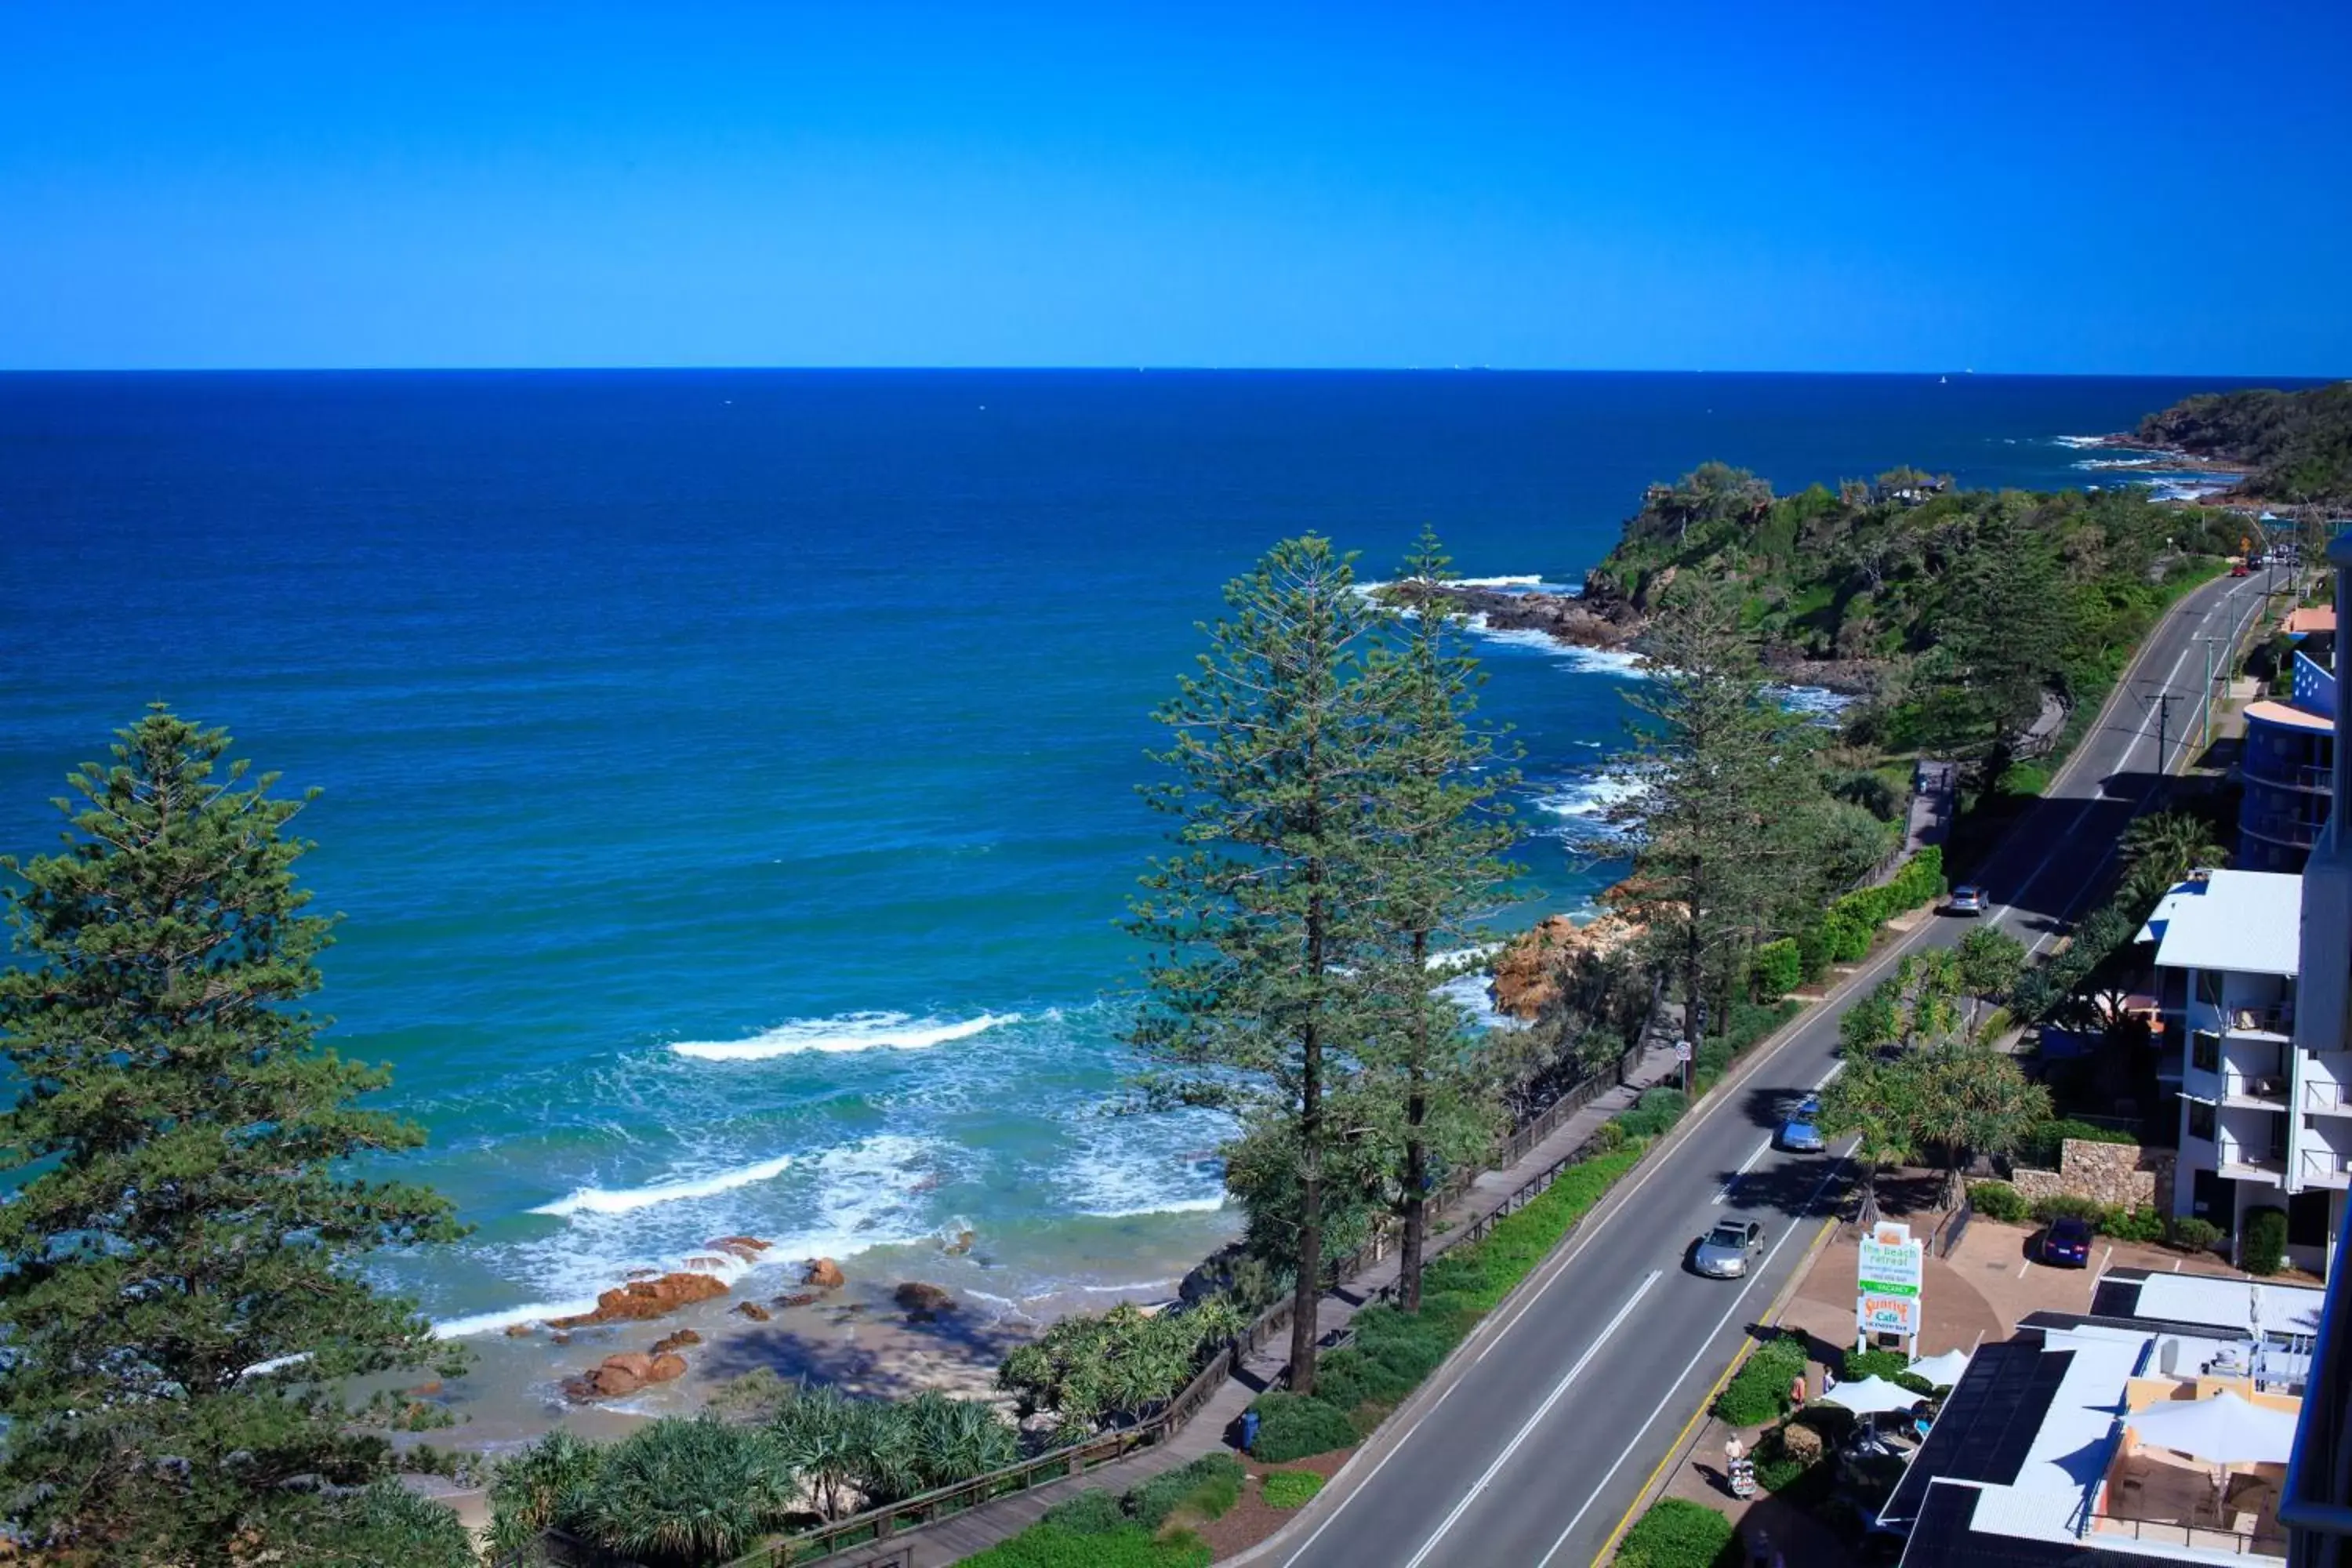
2093;1385;2299;1558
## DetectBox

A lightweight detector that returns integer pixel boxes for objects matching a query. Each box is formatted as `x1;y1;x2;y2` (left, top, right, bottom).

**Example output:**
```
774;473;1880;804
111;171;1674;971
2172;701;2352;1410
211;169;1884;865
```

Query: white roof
2133;1273;2325;1338
2140;870;2303;978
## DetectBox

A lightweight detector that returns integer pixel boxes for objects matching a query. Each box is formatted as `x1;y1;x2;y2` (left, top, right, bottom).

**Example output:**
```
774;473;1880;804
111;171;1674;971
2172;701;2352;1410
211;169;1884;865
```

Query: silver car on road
1693;1219;1765;1279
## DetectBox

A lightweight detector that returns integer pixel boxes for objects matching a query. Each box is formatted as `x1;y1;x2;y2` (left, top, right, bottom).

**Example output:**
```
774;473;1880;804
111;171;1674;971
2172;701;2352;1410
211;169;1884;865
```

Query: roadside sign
1857;1221;1926;1342
1675;1040;1692;1063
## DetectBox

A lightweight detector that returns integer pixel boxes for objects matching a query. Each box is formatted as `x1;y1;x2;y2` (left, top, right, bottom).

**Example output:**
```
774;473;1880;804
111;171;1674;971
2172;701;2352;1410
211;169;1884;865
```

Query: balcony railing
2219;1140;2289;1178
2243;809;2329;851
2310;1082;2352;1116
2304;1149;2352;1186
2243;754;2336;794
2205;1004;2298;1038
2227;1073;2293;1106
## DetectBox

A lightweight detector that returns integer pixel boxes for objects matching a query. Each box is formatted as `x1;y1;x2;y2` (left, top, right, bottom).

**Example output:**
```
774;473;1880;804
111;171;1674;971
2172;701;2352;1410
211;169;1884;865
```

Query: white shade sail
1910;1349;1973;1388
1819;1375;1923;1416
2129;1390;2300;1465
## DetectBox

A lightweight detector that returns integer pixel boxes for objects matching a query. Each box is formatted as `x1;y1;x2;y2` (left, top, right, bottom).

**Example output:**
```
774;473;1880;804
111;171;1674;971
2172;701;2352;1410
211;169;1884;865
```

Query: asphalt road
1271;568;2274;1568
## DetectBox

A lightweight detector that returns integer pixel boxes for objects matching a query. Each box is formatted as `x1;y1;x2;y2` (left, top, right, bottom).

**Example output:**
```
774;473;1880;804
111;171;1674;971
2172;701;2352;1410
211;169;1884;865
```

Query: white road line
1812;1061;1845;1092
1277;1352;1480;1567
1714;1142;1770;1203
1400;1272;1664;1568
1537;1152;1853;1568
2019;1256;2033;1280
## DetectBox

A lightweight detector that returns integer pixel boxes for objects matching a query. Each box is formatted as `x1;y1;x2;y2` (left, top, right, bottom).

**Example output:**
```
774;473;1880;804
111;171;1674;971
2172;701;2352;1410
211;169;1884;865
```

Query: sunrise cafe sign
1857;1221;1926;1349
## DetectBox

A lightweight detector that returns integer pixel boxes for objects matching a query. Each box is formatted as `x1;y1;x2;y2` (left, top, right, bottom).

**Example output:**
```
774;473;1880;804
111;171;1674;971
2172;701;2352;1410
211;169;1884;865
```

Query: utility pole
2200;635;2225;753
2156;691;2175;776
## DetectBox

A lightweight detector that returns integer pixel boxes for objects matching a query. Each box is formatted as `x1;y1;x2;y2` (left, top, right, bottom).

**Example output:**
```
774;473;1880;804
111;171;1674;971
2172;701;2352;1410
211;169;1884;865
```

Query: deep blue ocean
0;370;2280;1329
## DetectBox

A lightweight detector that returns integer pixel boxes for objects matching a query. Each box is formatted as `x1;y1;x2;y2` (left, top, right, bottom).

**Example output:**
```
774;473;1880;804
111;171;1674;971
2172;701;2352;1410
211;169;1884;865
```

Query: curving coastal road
1264;568;2273;1568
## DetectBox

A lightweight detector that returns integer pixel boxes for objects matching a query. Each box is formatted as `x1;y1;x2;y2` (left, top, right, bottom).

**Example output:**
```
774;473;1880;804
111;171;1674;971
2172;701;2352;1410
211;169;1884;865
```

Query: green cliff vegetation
2136;380;2352;506
1584;461;2241;762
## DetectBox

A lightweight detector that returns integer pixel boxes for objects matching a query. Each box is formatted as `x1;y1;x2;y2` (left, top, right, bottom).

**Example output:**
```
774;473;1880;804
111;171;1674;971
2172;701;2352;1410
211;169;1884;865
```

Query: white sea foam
1064;1109;1231;1220
1537;768;1650;826
1437;969;1523;1033
1774;684;1857;720
530;1152;798;1218
671;1010;1019;1062
2055;434;2114;448
430;1298;602;1339
1464;615;1652;678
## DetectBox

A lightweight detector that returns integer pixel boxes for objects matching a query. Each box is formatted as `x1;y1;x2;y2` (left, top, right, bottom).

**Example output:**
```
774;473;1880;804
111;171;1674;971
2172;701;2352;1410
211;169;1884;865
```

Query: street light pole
2201;634;2223;753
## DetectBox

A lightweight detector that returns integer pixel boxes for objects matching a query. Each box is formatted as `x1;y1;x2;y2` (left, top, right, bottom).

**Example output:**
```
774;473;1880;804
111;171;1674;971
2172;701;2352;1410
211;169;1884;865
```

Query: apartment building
2143;869;2347;1276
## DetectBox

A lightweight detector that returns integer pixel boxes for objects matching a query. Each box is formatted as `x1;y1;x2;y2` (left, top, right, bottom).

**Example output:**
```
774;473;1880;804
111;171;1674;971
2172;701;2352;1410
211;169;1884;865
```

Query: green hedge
1125;1453;1244;1530
1805;848;1945;964
979;1455;1243;1566
1751;938;1802;999
2170;1216;2223;1253
1713;1332;1809;1428
1615;1497;1737;1567
2245;1205;2288;1276
1244;1145;1650;1461
1842;1348;1934;1396
962;1522;1209;1568
1968;1181;2028;1223
1261;1470;1324;1509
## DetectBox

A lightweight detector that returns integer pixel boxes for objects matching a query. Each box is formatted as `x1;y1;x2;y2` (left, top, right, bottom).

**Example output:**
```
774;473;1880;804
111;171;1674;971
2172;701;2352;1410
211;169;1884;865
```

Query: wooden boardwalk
827;1034;1686;1566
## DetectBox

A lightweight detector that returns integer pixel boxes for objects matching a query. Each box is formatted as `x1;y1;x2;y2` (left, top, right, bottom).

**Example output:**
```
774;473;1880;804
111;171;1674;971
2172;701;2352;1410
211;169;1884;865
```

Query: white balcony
2218;1137;2288;1185
2223;1072;2292;1111
2299;1146;2352;1189
2305;1079;2352;1119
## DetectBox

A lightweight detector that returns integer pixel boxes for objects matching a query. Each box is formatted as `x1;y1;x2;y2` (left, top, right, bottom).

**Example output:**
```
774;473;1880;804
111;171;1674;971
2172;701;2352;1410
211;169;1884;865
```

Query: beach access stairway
805;1032;1686;1568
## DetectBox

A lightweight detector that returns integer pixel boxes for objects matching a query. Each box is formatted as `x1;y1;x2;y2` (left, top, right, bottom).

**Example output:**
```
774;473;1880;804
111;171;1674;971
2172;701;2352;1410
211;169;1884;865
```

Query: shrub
2031;1193;2107;1226
1842;1348;1908;1383
1714;1334;1808;1428
2245;1205;2289;1276
1967;1180;2029;1224
1261;1470;1325;1509
1616;1087;1690;1141
964;1523;1210;1568
1751;939;1802;999
2103;1206;2166;1244
312;1482;474;1568
2170;1215;2224;1253
1043;1490;1127;1535
1722;1000;1802;1055
998;1299;1242;1433
1246;1392;1359;1464
1615;1497;1736;1567
1795;926;1832;983
1126;1453;1244;1529
487;1429;607;1562
2000;763;2050;797
1973;1005;2015;1044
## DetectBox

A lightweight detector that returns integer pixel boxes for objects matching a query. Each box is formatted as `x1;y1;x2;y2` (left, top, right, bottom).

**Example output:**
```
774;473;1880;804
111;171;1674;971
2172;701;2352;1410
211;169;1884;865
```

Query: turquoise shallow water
0;369;2285;1328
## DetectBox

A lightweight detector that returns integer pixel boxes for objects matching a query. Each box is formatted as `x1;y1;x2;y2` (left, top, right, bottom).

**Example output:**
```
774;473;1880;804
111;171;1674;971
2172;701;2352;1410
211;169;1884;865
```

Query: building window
2188;1101;2216;1142
2193;1032;2221;1073
2290;1188;2332;1248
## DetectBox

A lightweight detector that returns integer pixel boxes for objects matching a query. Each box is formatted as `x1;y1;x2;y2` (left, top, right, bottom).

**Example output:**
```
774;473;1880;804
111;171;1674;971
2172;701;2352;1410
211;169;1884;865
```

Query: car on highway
1777;1116;1825;1152
1791;1092;1822;1119
2231;562;2252;578
2041;1214;2095;1268
1693;1219;1766;1278
1946;884;1987;915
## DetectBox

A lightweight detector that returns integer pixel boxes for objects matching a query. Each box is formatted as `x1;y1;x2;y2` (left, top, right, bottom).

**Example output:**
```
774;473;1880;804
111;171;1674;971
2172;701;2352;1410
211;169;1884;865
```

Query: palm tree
899;1392;1018;1491
486;1428;608;1560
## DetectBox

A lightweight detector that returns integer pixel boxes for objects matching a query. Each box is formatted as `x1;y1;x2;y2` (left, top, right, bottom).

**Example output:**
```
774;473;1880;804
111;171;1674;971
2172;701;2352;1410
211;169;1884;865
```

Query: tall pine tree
0;708;469;1564
1131;538;1384;1396
1610;582;1811;1047
1362;529;1516;1312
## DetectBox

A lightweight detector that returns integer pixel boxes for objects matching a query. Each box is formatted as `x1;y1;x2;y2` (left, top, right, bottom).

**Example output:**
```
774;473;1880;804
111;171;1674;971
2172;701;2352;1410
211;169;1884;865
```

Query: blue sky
4;2;2347;372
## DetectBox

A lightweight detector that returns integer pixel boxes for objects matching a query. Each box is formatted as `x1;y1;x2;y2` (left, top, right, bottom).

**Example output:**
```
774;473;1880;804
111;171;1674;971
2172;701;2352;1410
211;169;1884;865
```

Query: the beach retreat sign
1857;1221;1925;1341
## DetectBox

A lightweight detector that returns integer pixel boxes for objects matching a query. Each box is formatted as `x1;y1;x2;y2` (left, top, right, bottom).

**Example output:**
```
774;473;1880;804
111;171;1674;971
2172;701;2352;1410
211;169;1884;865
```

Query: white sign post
1857;1221;1926;1354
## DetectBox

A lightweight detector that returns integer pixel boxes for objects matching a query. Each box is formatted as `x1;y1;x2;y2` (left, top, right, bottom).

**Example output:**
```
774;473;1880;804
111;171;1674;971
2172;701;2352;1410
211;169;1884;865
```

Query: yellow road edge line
1586;1210;1842;1567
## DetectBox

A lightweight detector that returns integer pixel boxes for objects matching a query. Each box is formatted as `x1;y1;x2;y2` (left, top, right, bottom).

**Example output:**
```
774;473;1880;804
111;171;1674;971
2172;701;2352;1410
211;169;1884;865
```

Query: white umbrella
1910;1349;1973;1388
2130;1390;2299;1465
1819;1375;1923;1417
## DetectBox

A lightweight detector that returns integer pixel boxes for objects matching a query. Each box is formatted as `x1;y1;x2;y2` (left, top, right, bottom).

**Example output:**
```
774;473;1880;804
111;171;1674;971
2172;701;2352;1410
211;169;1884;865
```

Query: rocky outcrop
706;1236;772;1262
945;1229;976;1256
550;1270;731;1327
1388;579;1644;652
503;1323;534;1338
735;1301;771;1322
566;1347;691;1402
651;1329;702;1356
895;1282;956;1321
804;1258;846;1290
774;1291;820;1309
1490;913;1639;1020
648;1352;688;1384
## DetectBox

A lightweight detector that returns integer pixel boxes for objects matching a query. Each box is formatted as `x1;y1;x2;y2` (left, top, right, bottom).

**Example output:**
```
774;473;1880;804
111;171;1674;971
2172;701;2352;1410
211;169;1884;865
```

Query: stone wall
2009;1138;2175;1211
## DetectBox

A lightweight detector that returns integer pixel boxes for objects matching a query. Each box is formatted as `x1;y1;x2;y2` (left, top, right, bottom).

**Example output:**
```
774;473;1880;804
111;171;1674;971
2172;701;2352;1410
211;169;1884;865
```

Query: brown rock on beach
774;1292;820;1309
804;1258;846;1290
648;1352;688;1383
735;1301;771;1322
895;1282;956;1320
651;1329;702;1356
706;1235;772;1262
550;1270;732;1327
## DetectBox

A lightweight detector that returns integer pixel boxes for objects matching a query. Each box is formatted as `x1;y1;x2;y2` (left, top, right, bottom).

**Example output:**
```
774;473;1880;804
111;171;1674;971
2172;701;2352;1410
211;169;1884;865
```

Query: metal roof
2139;869;2303;978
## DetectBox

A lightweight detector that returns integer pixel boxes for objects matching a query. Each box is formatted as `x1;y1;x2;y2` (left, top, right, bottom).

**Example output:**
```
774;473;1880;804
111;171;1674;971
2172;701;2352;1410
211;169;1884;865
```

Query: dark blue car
1777;1117;1825;1152
2042;1214;2095;1268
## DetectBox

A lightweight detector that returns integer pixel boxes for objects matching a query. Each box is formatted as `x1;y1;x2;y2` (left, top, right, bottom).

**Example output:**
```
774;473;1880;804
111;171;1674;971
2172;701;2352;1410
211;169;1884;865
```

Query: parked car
1778;1116;1826;1152
1946;884;1986;916
1791;1093;1822;1120
2231;562;2252;578
1693;1219;1766;1278
2042;1214;2095;1268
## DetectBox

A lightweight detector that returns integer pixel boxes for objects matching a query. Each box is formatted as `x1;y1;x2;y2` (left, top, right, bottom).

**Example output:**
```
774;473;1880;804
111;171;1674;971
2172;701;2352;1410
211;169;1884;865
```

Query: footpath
830;1032;1689;1566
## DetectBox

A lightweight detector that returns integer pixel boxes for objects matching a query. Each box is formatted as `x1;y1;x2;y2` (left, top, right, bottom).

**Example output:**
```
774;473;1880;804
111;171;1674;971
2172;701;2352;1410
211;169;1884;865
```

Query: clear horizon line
0;364;2343;381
